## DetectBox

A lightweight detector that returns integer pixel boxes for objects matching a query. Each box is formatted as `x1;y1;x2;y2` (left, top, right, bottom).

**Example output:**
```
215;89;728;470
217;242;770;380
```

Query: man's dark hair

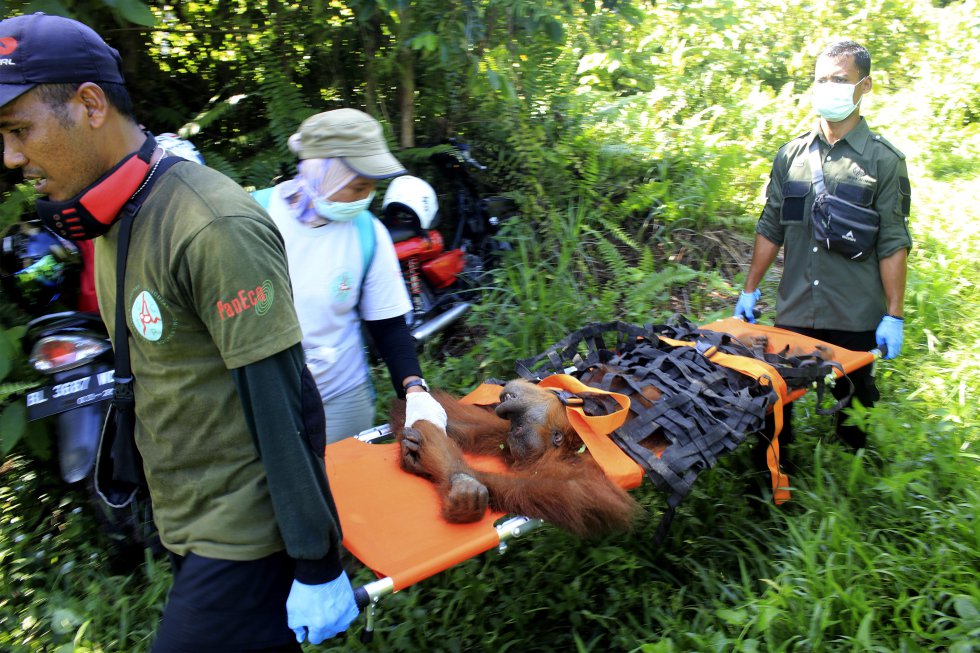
34;82;137;124
819;40;872;79
32;84;77;127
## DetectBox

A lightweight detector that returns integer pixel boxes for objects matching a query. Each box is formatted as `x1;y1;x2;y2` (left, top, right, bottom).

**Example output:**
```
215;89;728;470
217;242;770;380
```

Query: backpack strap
808;139;827;195
112;155;184;435
353;210;377;285
251;186;275;211
97;154;183;508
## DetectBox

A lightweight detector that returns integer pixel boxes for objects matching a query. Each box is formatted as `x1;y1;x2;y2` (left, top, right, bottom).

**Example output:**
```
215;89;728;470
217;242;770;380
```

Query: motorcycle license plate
25;367;115;421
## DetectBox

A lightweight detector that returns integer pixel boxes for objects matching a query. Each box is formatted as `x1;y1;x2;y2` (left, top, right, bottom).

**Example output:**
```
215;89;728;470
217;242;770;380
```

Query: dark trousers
152;551;302;653
753;326;880;474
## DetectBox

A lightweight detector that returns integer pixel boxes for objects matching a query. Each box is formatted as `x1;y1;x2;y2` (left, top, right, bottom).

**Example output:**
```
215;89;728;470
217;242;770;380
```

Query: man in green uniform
735;39;912;451
0;13;358;651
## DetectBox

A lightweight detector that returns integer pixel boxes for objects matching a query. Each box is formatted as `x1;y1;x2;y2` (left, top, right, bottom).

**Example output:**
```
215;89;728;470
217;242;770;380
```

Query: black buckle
112;376;135;410
551;389;584;407
695;339;718;358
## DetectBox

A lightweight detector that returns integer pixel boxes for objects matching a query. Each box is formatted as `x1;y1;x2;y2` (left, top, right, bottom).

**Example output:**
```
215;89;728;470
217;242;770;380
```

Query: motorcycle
381;140;518;343
23;310;114;483
1;221;155;568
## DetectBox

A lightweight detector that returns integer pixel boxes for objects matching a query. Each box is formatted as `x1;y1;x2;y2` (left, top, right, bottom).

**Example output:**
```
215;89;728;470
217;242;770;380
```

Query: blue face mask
314;191;375;222
811;77;867;122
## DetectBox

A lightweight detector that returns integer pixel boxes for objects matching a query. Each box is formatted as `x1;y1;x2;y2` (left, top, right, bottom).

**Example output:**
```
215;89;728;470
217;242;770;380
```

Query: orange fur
389;387;639;537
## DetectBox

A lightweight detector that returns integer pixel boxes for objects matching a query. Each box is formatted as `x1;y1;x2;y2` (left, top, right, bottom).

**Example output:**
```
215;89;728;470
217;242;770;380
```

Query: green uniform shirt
756;118;912;331
95;162;304;561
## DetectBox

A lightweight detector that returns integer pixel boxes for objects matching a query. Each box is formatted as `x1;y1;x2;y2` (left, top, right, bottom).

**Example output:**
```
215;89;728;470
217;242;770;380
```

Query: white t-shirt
268;188;412;402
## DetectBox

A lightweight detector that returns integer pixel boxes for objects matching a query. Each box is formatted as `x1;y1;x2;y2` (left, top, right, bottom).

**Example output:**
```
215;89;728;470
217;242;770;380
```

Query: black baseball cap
0;13;125;108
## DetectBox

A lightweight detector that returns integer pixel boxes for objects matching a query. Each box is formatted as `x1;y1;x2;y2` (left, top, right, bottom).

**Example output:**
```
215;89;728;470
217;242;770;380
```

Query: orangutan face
495;379;571;460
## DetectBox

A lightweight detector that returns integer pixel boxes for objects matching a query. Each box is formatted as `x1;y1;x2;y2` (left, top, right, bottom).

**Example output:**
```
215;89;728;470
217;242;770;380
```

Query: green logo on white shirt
332;271;354;303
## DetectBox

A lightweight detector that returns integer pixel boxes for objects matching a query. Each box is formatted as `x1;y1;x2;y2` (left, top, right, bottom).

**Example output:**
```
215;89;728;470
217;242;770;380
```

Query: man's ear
75;82;109;127
861;75;873;95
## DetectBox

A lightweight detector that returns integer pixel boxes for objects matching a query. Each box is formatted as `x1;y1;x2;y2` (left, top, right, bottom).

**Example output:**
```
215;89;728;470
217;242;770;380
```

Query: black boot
834;414;867;450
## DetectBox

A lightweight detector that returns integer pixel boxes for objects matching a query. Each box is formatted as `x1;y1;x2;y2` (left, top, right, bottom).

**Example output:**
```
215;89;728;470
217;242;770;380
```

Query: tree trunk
362;13;380;114
399;49;416;148
397;2;415;148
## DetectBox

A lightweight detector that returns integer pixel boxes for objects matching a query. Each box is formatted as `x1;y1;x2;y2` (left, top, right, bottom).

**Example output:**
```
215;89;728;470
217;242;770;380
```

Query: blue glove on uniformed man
286;571;359;644
875;315;904;360
734;289;761;323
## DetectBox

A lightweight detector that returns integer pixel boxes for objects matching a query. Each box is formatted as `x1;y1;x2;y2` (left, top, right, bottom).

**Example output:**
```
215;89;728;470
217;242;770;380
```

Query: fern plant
0;309;44;457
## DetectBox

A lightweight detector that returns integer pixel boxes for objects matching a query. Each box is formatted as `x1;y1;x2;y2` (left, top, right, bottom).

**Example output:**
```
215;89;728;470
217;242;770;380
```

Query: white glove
405;391;448;432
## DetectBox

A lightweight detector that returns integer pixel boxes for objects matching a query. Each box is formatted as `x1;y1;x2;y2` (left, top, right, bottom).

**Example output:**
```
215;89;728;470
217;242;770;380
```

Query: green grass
2;161;977;651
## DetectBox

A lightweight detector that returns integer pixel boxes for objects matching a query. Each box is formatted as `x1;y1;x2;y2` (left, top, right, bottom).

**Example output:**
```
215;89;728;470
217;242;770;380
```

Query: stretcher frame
325;318;878;622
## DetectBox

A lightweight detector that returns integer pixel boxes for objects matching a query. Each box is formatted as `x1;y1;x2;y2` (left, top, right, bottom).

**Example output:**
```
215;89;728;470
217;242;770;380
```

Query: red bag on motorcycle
394;229;445;262
422;249;465;289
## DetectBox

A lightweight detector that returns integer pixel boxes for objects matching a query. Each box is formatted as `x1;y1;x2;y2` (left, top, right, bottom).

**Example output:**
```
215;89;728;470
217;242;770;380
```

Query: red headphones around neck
36;132;159;241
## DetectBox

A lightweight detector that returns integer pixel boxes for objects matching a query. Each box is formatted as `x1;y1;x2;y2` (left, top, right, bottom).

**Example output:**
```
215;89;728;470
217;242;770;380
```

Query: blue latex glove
286;571;359;644
875;315;904;360
734;289;761;323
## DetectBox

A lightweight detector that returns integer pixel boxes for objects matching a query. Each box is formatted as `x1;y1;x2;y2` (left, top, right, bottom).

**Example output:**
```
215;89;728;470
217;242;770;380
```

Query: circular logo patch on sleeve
131;290;164;341
255;280;275;315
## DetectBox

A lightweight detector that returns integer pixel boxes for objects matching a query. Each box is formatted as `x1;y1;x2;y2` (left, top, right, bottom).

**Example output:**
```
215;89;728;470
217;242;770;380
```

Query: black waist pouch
812;192;879;261
95;402;145;508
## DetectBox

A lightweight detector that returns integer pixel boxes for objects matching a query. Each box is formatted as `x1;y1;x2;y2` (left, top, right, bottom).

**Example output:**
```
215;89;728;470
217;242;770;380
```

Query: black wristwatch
403;378;429;393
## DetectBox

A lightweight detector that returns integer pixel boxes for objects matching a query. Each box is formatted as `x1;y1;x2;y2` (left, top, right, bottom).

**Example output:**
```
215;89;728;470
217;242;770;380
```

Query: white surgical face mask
313;191;375;222
811;77;867;122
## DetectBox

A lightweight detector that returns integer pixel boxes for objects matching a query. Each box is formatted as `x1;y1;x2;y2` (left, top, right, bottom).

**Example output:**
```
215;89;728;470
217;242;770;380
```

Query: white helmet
382;175;439;231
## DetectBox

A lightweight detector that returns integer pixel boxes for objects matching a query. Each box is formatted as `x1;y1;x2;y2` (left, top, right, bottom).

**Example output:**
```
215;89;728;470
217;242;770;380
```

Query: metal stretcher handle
354;586;369;610
348;515;543;610
823;344;884;387
353;577;393;610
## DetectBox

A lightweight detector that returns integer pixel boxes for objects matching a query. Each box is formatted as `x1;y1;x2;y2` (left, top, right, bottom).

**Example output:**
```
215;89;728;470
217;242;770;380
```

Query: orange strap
460;382;506;406
460;376;644;490
538;375;644;489
659;336;792;504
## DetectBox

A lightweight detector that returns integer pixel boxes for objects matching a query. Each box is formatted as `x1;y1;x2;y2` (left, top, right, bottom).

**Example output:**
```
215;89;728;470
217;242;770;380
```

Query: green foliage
0;0;978;651
0;456;164;652
0;299;44;457
0;185;35;234
915;1;980;180
4;0;156;27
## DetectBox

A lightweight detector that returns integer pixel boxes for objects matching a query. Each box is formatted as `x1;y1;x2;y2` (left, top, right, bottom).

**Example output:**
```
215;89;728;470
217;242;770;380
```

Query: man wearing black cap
0;13;358;651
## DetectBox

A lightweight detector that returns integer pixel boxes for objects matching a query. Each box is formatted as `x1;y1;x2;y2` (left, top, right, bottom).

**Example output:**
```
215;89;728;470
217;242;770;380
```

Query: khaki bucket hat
291;108;406;179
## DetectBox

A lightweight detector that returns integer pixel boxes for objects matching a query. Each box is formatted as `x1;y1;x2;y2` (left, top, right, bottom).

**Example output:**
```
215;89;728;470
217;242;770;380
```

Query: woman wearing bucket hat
261;109;446;442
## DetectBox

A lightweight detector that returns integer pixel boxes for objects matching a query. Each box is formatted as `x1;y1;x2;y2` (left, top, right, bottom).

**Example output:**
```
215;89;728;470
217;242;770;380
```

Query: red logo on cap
0;37;17;56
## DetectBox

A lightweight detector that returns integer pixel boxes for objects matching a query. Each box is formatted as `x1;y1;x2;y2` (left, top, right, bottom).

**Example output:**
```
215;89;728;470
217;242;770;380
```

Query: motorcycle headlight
30;335;111;373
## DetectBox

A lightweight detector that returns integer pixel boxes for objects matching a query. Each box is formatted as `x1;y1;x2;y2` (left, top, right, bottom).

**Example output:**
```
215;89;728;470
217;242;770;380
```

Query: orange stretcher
324;318;877;617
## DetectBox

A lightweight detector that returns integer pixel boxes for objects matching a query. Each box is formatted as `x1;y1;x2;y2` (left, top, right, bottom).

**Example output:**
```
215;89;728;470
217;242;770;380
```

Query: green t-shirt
95;162;303;560
756;119;913;331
